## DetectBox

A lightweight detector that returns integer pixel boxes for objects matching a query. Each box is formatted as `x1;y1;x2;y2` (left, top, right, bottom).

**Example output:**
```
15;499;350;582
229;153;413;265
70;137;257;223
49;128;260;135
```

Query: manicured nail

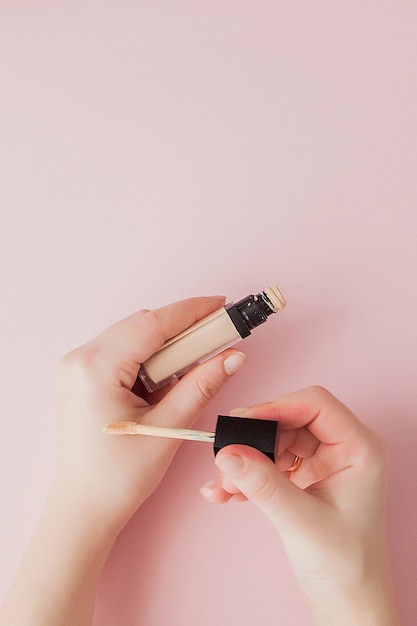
215;454;244;477
223;352;247;376
199;477;218;493
229;407;251;416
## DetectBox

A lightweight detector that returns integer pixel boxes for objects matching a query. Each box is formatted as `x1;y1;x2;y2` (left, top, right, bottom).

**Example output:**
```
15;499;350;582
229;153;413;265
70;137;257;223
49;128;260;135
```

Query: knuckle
195;376;221;407
358;430;388;475
58;343;100;380
346;423;388;490
138;309;168;344
59;348;82;372
130;308;151;325
308;384;331;400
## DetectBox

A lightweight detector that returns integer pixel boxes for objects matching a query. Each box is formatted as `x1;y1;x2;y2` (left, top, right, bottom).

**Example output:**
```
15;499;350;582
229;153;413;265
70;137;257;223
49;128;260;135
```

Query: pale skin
201;389;402;625
0;296;402;626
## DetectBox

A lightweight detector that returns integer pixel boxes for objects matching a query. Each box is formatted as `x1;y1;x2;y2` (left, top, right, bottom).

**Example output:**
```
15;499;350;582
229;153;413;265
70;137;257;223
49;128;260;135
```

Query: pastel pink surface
1;3;416;625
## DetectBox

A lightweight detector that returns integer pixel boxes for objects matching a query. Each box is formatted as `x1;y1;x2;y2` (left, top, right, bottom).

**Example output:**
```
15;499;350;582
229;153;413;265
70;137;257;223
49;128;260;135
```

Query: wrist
304;556;401;626
0;487;120;626
47;482;127;544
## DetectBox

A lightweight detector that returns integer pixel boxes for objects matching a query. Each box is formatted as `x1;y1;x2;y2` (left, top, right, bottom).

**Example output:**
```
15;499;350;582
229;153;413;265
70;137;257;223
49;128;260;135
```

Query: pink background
1;3;416;624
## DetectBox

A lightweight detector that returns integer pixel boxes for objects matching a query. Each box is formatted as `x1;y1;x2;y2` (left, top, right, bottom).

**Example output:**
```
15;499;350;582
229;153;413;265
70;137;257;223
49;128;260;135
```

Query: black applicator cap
213;416;278;461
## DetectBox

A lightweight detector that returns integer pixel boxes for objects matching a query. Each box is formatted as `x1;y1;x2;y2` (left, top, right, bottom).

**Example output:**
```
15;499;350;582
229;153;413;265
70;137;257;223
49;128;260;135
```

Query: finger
129;350;247;470
227;413;321;480
275;426;320;464
214;444;319;534
199;475;248;504
276;448;305;472
228;410;321;465
89;296;226;385
147;349;247;430
201;487;248;504
232;386;368;446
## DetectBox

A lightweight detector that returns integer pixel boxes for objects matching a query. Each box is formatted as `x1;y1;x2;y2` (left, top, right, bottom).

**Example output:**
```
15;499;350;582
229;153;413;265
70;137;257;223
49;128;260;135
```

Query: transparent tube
138;285;285;392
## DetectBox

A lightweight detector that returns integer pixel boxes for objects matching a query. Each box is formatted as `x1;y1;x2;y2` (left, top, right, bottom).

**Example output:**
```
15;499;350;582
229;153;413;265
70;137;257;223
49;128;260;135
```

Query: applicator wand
103;416;279;461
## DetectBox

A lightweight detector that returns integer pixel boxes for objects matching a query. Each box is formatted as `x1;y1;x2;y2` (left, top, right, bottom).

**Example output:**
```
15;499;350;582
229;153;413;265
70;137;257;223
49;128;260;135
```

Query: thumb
150;349;247;429
215;445;311;534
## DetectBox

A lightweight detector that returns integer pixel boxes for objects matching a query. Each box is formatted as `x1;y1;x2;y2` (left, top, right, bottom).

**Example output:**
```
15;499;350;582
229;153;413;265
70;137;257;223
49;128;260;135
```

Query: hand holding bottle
54;296;248;532
0;296;248;626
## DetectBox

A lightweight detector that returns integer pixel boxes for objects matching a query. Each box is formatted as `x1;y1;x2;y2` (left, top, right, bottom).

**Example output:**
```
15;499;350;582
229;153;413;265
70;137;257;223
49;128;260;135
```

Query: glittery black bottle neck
235;291;275;330
225;290;276;338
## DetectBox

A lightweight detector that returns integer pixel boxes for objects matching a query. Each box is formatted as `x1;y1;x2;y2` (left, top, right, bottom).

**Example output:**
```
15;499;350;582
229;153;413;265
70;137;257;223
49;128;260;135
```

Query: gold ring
288;455;303;472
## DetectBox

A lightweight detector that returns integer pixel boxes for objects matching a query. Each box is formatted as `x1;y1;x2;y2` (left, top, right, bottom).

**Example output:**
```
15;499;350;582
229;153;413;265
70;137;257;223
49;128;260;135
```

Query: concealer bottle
138;285;286;392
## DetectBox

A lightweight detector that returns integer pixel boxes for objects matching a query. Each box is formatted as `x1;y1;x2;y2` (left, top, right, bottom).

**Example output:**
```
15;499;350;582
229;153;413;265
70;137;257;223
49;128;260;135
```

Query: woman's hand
201;386;401;625
0;296;247;626
54;296;247;533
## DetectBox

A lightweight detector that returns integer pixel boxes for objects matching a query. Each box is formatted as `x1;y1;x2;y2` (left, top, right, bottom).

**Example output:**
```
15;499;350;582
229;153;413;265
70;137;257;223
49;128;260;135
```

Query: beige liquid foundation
138;285;286;392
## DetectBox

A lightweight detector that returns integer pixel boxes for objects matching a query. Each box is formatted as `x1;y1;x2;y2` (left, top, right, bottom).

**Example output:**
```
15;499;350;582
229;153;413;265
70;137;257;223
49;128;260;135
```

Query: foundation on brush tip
138;285;286;392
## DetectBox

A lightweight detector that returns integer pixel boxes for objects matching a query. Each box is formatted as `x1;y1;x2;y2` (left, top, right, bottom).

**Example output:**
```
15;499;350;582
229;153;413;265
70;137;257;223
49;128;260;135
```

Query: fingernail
229;407;251;416
199;478;218;493
223;352;247;376
215;454;244;477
